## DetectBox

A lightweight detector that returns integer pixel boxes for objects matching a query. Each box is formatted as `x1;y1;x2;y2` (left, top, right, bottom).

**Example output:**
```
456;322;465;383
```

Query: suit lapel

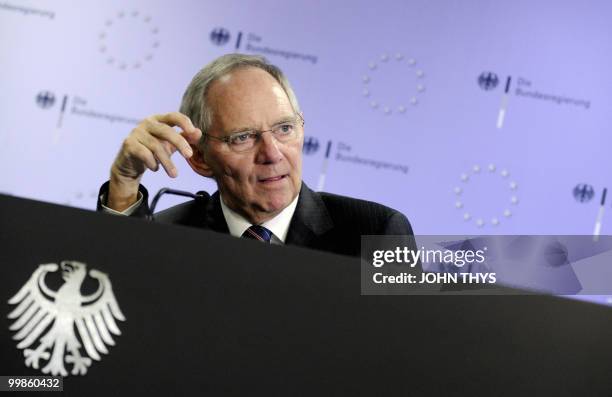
285;183;333;248
204;191;230;234
202;184;331;244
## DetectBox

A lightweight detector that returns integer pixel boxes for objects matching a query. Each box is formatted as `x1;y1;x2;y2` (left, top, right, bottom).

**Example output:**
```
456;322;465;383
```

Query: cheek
286;144;303;167
209;151;240;178
219;158;255;186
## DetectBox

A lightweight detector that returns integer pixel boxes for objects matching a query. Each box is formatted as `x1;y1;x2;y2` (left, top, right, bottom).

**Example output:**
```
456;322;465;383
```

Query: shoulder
317;191;396;219
154;190;213;227
307;188;414;235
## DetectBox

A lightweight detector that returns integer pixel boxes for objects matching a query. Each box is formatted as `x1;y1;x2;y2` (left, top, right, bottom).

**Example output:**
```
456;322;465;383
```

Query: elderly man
98;53;414;257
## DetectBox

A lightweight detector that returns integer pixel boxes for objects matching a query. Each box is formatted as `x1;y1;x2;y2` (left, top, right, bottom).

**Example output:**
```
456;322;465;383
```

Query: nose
256;131;283;164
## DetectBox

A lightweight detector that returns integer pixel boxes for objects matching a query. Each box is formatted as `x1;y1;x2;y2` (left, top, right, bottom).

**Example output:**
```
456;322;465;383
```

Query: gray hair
179;53;301;150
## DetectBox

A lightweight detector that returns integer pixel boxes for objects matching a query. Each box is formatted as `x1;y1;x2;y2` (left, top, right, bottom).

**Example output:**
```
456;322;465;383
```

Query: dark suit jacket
98;181;415;258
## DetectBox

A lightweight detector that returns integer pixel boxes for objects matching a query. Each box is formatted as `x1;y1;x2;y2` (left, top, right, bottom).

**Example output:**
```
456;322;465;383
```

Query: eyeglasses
204;115;304;153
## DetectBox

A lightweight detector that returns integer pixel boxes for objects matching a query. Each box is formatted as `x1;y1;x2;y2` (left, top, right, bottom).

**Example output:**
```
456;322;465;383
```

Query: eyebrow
227;115;297;135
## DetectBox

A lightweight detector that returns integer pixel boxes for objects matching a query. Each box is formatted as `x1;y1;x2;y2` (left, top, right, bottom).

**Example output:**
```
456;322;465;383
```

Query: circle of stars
99;10;160;71
361;53;425;115
454;163;519;228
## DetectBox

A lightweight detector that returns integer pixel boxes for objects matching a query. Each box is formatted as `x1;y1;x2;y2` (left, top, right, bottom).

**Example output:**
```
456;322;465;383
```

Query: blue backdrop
1;0;610;235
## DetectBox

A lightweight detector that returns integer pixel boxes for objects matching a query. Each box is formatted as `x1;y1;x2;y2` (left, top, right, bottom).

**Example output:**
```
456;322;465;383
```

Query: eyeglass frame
202;114;305;152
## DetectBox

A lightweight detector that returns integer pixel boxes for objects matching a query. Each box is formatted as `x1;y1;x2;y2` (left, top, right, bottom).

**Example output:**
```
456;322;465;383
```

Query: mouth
258;174;288;184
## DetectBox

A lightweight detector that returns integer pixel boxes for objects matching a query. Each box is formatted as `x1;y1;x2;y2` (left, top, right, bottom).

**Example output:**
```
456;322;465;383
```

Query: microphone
148;188;209;220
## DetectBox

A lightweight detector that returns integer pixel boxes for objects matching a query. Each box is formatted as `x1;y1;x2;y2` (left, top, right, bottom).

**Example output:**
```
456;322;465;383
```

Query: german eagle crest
7;261;125;376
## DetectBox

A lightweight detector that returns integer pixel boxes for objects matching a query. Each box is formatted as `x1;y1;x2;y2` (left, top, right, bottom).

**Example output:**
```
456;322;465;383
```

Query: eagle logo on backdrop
7;261;125;376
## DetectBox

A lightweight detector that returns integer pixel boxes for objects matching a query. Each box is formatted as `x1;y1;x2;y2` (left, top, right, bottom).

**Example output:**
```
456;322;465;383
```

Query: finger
156;112;194;132
144;120;194;159
161;141;175;156
183;128;202;145
136;134;177;178
157;112;203;144
131;142;159;172
120;136;158;173
180;129;202;146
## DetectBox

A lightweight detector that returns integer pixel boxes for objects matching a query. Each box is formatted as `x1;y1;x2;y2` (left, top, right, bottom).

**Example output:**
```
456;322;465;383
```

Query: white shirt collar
219;193;300;244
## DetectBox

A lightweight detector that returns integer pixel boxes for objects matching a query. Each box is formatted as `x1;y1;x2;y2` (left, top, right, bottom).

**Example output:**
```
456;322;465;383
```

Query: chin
262;192;293;213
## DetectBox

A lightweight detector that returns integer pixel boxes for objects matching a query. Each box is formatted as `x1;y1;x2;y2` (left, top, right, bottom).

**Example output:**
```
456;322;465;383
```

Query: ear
186;144;214;178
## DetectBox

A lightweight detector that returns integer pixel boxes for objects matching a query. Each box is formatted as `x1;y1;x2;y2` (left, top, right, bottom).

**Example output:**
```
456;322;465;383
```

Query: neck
220;196;282;225
238;207;281;225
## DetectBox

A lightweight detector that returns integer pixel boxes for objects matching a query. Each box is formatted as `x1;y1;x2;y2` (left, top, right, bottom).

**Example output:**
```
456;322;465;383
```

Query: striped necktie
242;225;273;243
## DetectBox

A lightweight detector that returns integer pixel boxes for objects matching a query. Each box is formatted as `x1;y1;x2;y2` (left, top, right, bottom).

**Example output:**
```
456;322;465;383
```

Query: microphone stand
147;188;208;221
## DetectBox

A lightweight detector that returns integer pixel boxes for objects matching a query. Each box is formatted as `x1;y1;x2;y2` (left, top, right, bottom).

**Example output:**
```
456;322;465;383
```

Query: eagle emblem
7;261;125;376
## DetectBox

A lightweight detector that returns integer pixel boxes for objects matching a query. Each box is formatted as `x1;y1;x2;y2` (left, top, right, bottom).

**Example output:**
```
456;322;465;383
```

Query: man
98;53;414;257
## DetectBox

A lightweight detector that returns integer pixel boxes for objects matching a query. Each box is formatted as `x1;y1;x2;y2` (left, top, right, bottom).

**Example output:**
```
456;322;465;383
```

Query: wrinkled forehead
207;67;295;132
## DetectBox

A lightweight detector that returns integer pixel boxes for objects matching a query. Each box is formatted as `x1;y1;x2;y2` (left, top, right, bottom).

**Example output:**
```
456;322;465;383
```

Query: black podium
2;194;612;396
